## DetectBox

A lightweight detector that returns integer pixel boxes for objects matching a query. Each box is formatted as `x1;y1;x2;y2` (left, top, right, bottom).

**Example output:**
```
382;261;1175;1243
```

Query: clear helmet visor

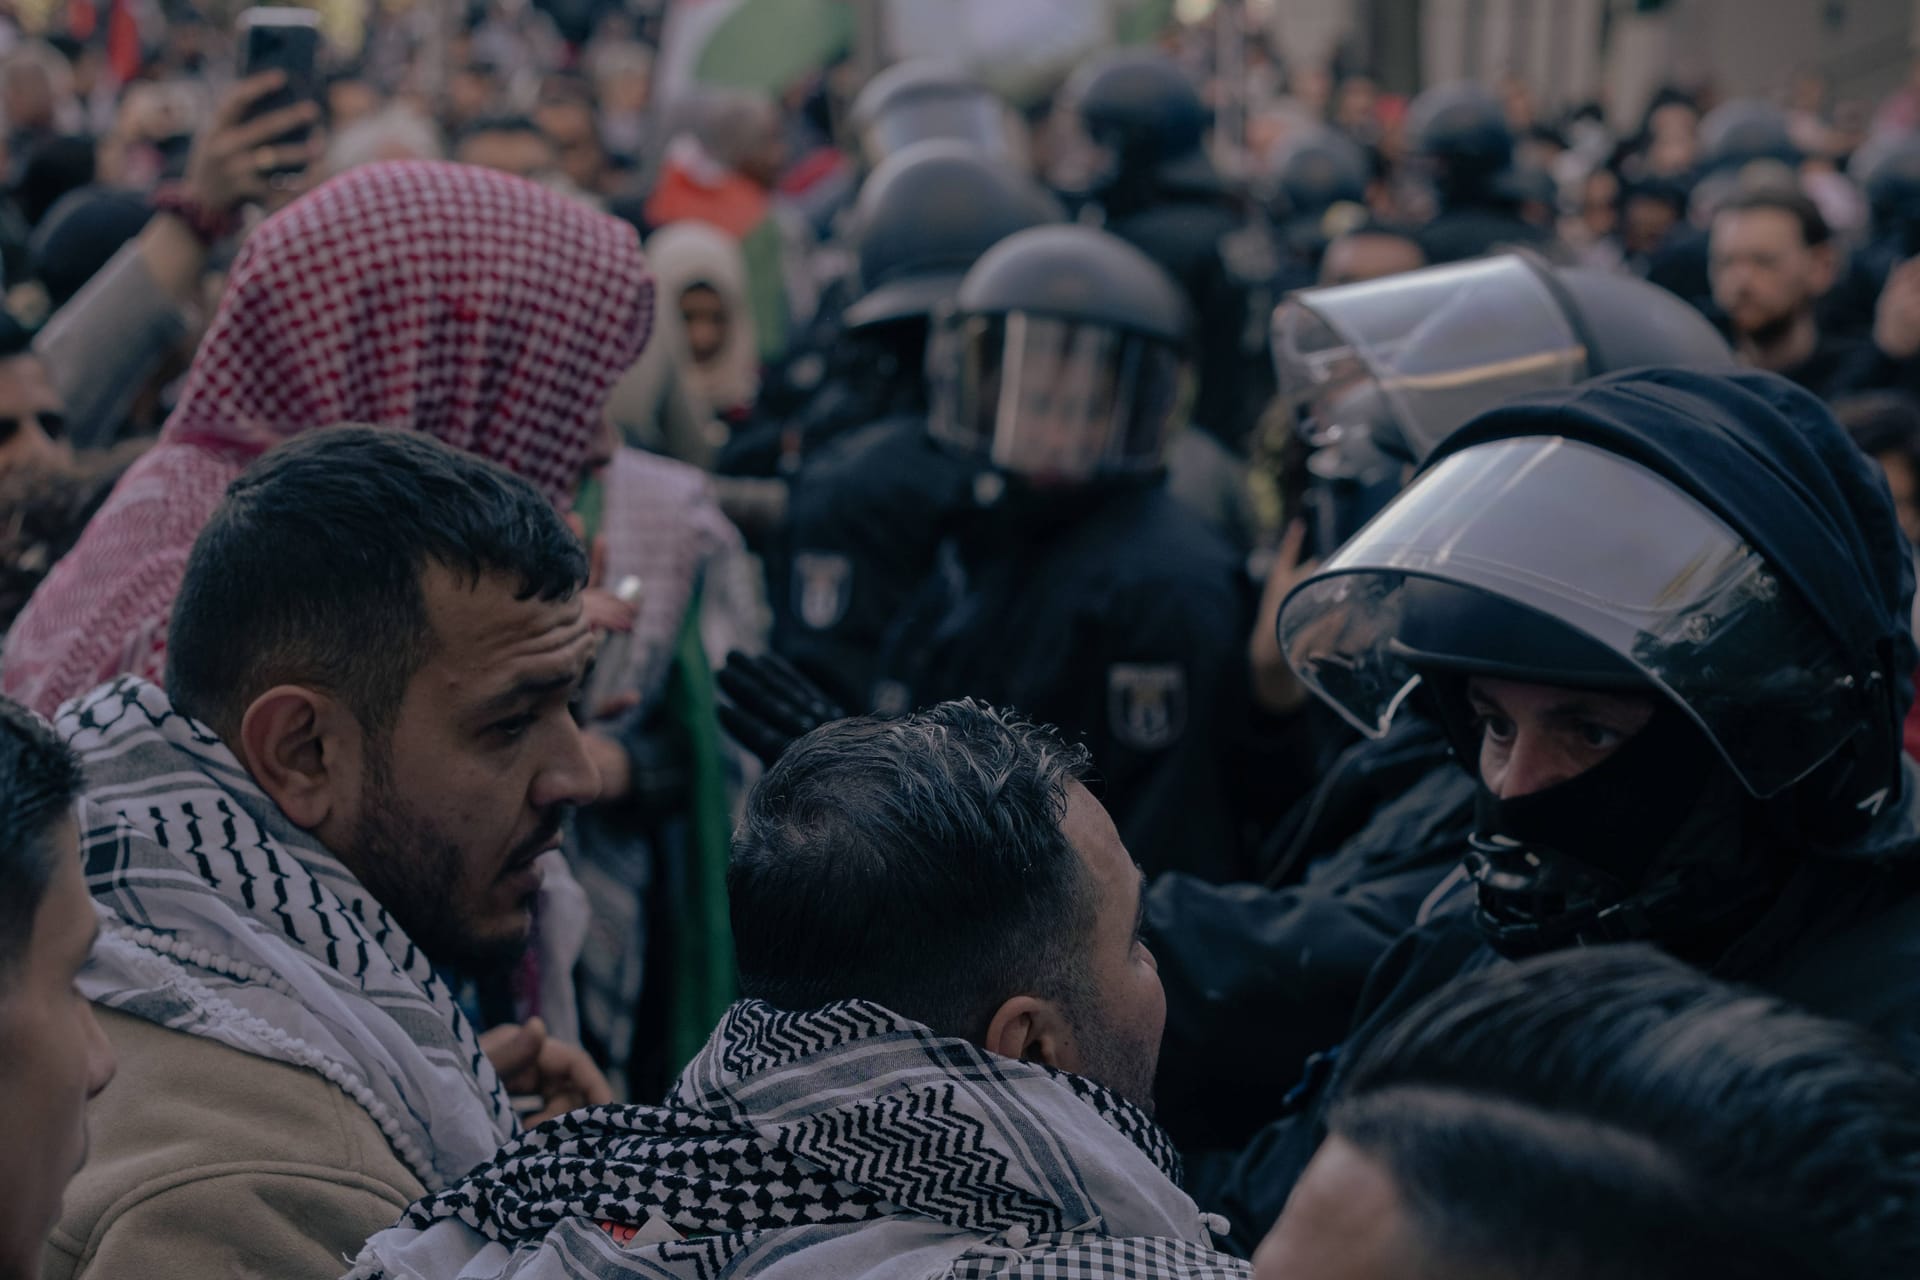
1274;254;1589;467
929;311;1185;486
1277;436;1868;798
860;93;1027;171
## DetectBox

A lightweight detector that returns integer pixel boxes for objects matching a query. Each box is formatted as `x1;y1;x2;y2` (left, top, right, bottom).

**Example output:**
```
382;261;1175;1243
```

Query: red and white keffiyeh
3;161;654;716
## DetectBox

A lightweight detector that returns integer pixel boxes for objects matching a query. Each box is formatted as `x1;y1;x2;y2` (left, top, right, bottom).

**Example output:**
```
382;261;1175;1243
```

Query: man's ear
236;686;356;831
984;995;1083;1075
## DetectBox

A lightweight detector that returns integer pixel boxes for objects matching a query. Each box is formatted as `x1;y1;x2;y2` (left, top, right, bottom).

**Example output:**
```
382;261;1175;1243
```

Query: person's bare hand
480;1017;614;1126
1249;520;1320;715
1877;258;1920;362
184;71;321;214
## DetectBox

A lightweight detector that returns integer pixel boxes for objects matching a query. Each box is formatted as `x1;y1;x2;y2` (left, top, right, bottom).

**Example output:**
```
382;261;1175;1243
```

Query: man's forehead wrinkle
418;571;592;697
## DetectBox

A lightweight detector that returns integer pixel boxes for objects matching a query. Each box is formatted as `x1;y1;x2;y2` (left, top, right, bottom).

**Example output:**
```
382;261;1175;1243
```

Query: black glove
716;651;850;766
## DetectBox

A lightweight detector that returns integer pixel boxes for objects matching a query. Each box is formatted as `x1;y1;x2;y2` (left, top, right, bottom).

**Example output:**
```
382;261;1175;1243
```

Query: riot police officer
773;141;1060;708
1203;366;1920;1249
1150;253;1735;1155
875;223;1257;882
1268;125;1371;283
1404;81;1552;264
1069;49;1276;458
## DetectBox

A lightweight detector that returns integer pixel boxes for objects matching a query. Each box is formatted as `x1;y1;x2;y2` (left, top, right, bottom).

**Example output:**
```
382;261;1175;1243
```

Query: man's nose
532;717;603;811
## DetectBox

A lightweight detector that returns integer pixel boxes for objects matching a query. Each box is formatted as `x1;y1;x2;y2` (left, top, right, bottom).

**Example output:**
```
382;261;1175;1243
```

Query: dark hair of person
1329;946;1920;1280
728;700;1098;1041
1836;391;1920;476
1620;174;1688;215
0;696;83;977
166;427;587;743
1715;184;1832;247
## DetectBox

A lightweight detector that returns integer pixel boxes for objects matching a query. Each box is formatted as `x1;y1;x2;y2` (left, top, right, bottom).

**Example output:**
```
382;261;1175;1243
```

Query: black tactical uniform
773;141;1060;708
874;224;1257;882
1072;50;1276;453
1203;369;1920;1251
1405;82;1552;264
1148;257;1736;1154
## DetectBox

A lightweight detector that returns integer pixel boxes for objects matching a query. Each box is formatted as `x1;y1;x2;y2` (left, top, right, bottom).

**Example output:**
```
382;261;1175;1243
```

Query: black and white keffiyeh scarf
346;999;1248;1280
62;677;517;1189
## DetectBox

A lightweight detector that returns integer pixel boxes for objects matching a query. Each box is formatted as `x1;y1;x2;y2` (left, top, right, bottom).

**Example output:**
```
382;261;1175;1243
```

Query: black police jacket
1145;713;1475;1155
876;482;1253;883
1415;204;1555;265
773;417;985;710
1194;767;1920;1256
1105;192;1274;450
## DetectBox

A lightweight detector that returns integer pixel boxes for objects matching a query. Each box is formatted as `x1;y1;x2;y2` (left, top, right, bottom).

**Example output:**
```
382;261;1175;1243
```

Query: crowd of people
2;1;1920;1277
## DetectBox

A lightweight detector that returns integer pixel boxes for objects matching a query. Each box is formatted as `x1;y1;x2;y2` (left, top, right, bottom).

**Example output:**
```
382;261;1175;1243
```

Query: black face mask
1461;701;1737;957
1474;701;1716;886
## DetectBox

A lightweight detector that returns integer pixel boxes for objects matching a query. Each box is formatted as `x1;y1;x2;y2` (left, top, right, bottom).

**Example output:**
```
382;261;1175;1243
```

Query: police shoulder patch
791;551;854;631
1107;662;1188;752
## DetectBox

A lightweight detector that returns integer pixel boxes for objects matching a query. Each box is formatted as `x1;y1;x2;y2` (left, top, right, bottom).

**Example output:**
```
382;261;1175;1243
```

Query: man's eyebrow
473;670;583;719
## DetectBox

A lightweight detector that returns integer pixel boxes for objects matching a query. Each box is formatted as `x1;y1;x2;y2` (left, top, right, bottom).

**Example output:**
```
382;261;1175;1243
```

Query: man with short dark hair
349;701;1247;1280
1254;947;1920;1280
46;428;610;1280
1711;185;1920;400
0;698;114;1280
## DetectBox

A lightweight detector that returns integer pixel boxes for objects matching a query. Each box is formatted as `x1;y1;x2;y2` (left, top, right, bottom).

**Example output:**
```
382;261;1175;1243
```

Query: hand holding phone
237;7;321;176
176;71;320;218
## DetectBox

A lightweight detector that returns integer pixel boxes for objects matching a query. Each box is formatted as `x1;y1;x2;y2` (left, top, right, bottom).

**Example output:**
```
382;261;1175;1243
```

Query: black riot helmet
845;140;1062;332
847;61;1026;173
1267;253;1735;552
1271;125;1368;226
928;224;1191;487
1279;368;1917;954
1070;49;1210;179
1406;82;1512;203
1697;99;1799;175
1271;252;1733;553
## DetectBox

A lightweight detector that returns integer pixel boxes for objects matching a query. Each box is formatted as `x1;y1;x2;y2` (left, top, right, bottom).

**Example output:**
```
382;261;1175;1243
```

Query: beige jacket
44;1008;426;1280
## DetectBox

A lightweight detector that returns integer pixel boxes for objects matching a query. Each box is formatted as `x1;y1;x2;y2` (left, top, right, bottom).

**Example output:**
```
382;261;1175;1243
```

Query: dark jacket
774;417;986;709
878;483;1253;882
1199;777;1920;1254
1415;204;1554;265
1102;173;1272;450
1776;329;1920;404
1146;714;1473;1153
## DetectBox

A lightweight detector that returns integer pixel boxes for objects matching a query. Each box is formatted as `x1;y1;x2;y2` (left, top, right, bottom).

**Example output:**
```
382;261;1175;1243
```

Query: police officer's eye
1476;712;1516;744
1578;723;1623;751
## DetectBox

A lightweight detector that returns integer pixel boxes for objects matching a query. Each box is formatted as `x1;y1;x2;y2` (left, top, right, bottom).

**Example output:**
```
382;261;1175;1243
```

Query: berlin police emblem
1107;663;1188;751
792;552;853;631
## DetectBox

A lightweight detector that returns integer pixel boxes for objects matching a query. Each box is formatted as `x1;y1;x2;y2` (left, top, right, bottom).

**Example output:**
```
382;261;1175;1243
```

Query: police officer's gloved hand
716;651;849;767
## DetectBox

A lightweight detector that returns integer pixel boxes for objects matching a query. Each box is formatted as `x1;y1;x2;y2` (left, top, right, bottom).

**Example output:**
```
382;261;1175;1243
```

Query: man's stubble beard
345;737;532;978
